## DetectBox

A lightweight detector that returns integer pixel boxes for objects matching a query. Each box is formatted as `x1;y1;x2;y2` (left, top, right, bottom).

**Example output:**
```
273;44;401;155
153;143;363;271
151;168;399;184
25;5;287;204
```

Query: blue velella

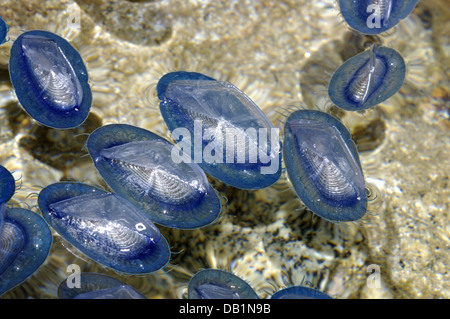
0;165;15;271
9;30;92;129
328;45;406;111
271;286;333;299
0;165;15;205
339;0;420;35
157;71;282;190
87;124;222;229
283;110;367;222
37;182;170;274
0;16;8;45
0;207;53;296
0;204;4;236
58;272;146;299
188;269;259;299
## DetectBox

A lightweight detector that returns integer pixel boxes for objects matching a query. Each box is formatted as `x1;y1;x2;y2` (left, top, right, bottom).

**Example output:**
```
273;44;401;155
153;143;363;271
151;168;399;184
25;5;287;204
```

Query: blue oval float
38;182;170;274
0;165;15;205
58;272;146;299
157;71;282;190
87;124;222;229
328;45;406;111
0;207;53;296
188;269;259;299
9;30;92;129
271;285;333;299
339;0;420;35
283;110;367;222
0;16;8;45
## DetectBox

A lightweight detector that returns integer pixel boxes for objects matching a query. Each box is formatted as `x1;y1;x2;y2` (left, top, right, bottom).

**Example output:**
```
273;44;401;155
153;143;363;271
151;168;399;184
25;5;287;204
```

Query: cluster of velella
0;0;419;298
283;0;418;224
329;0;418;111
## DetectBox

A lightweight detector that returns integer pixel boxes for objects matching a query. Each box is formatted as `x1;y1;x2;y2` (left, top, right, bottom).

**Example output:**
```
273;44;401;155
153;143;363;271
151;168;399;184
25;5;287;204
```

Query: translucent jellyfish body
58;272;146;299
328;45;406;111
87;124;222;229
283;110;367;222
157;71;282;190
0;207;53;296
188;269;259;299
38;182;170;274
9;30;92;128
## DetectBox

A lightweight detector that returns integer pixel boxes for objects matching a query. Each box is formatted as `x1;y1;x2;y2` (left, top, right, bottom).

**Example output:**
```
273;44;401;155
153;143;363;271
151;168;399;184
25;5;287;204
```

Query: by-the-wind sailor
271;286;333;299
283;110;367;222
339;0;420;35
0;16;8;45
38;182;170;274
58;272;146;299
157;71;282;190
0;207;52;296
188;269;259;299
0;165;15;205
328;45;406;111
87;124;221;229
9;30;92;129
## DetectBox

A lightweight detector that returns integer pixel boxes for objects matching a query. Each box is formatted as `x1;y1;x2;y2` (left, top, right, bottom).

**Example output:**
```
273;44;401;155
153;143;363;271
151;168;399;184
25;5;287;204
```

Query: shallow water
0;0;448;299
